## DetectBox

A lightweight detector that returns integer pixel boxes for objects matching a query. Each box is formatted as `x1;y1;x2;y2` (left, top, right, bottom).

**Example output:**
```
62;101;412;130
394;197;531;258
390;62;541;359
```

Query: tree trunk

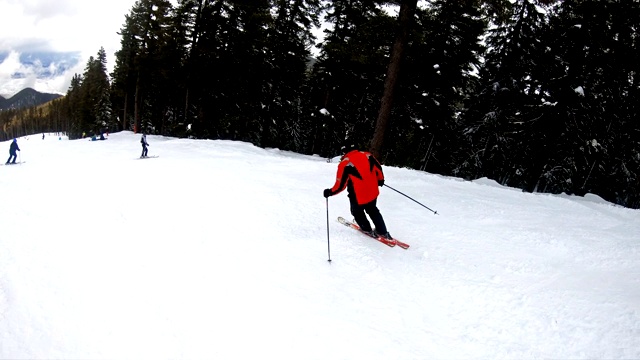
184;0;204;129
184;88;190;128
123;92;128;131
134;72;140;133
369;0;417;159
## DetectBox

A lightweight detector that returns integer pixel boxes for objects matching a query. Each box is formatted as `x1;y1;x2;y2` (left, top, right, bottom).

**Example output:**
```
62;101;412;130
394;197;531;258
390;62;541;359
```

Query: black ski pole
326;198;332;262
384;184;438;215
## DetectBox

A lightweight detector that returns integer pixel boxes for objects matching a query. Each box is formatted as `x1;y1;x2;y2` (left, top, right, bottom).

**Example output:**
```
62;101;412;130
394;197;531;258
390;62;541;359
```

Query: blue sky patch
18;51;81;77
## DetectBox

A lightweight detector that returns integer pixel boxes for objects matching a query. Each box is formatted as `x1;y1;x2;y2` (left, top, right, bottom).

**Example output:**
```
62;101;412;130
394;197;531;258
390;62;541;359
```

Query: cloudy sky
0;0;178;98
0;0;364;100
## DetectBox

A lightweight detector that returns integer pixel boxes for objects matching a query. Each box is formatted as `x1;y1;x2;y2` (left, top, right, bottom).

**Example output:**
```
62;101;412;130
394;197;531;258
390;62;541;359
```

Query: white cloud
0;0;177;97
0;51;82;97
0;52;37;96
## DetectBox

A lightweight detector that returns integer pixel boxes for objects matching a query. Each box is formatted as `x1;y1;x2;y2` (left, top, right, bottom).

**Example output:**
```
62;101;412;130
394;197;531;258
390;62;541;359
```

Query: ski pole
326;198;332;262
384;184;438;215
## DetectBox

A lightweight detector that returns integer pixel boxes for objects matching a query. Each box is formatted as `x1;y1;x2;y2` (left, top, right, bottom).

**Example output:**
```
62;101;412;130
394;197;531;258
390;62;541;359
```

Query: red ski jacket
329;150;384;205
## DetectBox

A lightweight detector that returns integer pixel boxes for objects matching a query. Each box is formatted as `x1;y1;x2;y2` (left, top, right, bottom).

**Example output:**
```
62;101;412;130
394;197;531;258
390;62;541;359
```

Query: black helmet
340;141;356;154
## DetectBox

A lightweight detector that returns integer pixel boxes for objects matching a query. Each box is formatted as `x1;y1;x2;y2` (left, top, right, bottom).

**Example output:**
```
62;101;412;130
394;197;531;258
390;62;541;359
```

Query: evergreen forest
1;0;639;209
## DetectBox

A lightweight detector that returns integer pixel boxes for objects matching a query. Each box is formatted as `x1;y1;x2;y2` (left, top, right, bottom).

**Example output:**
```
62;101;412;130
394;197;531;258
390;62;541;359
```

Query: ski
137;155;159;159
337;216;409;249
391;236;409;249
2;161;25;166
336;216;402;248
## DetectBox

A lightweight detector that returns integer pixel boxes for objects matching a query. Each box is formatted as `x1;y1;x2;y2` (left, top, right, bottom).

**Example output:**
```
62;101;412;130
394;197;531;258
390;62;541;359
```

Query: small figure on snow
323;142;392;239
140;133;149;158
6;138;20;164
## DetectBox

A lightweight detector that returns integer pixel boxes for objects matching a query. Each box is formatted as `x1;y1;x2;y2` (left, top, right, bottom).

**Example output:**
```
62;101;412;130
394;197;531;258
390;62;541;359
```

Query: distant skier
6;138;20;164
323;142;392;239
140;133;149;158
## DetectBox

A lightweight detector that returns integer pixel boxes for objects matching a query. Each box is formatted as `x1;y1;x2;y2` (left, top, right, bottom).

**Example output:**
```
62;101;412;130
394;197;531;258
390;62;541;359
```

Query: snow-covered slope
1;131;638;358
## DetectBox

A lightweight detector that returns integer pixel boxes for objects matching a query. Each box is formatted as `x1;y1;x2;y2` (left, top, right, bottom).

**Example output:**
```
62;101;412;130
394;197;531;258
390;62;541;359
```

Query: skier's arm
324;160;350;197
367;153;384;183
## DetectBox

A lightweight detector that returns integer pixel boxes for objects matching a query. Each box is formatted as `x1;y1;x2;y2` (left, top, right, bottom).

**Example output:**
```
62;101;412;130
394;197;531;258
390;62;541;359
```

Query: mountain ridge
0;88;62;111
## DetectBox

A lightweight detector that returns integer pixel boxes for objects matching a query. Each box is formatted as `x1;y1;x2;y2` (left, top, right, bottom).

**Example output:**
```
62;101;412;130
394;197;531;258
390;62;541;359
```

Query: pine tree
457;0;552;188
111;0;177;135
225;0;272;144
262;0;321;150
385;0;486;172
93;48;113;133
112;14;138;132
66;74;84;139
176;0;273;142
172;0;206;136
370;0;418;159
543;0;640;202
305;0;393;157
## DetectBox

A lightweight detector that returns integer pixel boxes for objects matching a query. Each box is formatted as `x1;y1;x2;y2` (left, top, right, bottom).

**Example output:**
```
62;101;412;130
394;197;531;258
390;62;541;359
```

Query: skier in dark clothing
6;139;20;164
140;134;149;158
323;143;392;239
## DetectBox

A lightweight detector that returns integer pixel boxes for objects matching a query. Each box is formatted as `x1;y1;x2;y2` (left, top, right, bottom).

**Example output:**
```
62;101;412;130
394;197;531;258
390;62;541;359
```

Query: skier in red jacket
324;143;391;239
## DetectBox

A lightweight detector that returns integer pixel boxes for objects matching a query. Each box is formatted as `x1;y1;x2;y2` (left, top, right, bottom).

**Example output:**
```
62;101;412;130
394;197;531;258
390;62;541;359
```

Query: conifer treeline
2;0;639;208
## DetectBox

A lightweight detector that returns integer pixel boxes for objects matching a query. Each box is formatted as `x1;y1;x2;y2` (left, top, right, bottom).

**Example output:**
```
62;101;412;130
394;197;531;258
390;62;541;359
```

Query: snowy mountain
0;131;638;358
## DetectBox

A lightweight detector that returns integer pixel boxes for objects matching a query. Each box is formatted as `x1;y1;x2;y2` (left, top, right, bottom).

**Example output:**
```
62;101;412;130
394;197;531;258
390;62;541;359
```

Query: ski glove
323;189;332;198
378;179;384;187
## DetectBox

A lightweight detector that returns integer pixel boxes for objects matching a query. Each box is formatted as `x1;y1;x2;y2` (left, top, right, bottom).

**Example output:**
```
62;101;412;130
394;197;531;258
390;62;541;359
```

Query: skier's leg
350;200;372;232
364;199;388;235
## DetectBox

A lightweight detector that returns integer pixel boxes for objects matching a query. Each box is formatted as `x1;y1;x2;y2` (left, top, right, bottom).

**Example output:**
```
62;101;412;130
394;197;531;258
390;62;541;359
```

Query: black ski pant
6;153;17;164
350;197;388;235
141;144;148;157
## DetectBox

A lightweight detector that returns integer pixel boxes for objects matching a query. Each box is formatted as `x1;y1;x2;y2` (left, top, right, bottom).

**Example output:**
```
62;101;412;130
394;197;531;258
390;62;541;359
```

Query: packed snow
1;131;638;358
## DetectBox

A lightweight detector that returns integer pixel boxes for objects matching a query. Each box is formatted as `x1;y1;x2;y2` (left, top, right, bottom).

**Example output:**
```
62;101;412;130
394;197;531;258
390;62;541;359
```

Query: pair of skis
337;216;409;249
